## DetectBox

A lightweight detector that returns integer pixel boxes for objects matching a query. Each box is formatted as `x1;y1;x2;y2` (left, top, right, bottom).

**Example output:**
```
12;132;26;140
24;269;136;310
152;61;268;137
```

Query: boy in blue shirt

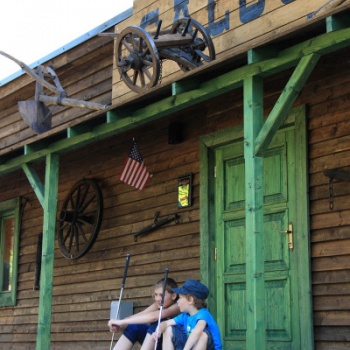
153;279;222;350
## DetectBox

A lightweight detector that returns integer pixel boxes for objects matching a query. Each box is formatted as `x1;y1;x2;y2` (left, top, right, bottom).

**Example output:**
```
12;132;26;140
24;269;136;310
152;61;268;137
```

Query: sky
0;0;133;83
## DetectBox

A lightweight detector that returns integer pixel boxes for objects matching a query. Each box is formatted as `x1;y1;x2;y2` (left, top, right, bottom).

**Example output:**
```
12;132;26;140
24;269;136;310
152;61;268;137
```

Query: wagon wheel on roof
57;178;103;259
171;18;216;72
116;25;161;92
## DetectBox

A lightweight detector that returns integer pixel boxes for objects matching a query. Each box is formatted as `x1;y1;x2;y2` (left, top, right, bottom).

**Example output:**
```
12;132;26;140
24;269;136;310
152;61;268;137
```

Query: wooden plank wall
1;27;350;350
306;47;350;348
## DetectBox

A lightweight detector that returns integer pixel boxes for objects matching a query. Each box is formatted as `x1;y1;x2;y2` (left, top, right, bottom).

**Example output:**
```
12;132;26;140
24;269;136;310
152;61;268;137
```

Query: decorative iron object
115;17;215;92
133;211;179;242
324;168;350;210
57;178;103;259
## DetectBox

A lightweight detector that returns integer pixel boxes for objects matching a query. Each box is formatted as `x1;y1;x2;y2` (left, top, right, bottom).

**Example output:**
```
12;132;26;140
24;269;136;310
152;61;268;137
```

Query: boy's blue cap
172;279;209;300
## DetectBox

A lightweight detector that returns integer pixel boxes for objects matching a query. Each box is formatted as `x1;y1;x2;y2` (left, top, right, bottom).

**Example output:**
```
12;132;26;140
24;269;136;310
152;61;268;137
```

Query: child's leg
114;324;149;350
193;332;208;350
163;326;175;350
165;325;188;350
139;333;156;350
113;334;133;350
193;329;215;350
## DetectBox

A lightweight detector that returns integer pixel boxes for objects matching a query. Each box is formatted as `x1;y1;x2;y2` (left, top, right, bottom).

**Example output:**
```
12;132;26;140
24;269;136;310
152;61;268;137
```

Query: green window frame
0;198;20;307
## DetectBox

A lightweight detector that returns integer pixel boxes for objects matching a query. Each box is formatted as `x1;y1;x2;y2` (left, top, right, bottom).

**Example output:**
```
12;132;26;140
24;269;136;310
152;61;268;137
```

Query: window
0;198;20;307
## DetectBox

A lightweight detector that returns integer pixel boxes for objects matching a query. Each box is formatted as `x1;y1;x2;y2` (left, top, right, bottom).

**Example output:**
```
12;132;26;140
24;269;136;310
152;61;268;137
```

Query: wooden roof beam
22;163;45;207
171;80;201;95
254;53;320;157
326;10;350;32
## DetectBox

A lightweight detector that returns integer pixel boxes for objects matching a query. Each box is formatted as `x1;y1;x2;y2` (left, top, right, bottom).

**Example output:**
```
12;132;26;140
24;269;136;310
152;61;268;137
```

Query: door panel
215;125;302;349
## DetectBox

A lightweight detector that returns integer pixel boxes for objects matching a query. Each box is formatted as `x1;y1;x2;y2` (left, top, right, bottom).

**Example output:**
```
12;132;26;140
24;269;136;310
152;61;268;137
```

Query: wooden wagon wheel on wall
115;25;161;92
57;178;103;259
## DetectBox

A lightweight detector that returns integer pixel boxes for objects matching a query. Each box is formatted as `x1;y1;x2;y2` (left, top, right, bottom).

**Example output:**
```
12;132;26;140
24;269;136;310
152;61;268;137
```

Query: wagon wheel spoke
131;33;138;51
139;69;146;87
142;66;153;80
73;225;80;253
138;37;145;53
60;221;70;232
192;28;199;40
122;38;134;54
194;49;211;62
62;225;72;244
133;70;139;85
68;225;75;253
77;221;88;243
78;192;96;214
77;214;94;226
77;184;90;210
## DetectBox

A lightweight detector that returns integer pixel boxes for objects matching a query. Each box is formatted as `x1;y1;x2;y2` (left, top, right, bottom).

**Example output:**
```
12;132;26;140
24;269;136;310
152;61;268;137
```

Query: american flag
119;141;151;190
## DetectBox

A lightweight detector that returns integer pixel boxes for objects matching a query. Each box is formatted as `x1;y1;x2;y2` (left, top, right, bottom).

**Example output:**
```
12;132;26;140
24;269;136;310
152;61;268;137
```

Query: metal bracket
324;169;350;210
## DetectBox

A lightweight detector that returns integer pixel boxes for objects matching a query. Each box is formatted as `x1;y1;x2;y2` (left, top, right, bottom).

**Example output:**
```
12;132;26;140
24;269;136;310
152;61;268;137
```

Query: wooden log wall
1;45;350;349
306;47;350;348
1;10;350;350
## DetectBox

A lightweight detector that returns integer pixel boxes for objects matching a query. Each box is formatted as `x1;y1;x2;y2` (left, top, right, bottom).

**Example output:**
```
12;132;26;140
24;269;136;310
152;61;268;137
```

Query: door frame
199;105;314;349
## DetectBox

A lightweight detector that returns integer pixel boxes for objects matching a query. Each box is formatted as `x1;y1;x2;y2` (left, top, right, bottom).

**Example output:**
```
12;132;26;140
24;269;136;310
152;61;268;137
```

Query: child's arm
108;302;158;331
108;302;180;329
183;320;207;350
158;303;180;319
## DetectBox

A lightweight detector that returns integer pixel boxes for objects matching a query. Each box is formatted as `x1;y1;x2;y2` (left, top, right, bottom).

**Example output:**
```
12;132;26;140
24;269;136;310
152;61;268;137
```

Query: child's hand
152;328;161;341
108;319;122;333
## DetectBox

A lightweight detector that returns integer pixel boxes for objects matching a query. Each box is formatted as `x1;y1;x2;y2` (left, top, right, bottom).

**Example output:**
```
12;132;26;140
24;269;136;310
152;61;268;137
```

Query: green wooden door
206;108;313;349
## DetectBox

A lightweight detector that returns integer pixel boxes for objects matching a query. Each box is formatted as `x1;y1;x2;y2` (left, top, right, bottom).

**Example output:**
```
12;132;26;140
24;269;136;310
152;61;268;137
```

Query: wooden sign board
112;0;350;105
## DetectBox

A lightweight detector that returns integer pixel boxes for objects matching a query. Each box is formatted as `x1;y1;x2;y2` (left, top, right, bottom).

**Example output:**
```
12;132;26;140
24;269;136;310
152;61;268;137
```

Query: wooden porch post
36;153;59;350
244;75;266;349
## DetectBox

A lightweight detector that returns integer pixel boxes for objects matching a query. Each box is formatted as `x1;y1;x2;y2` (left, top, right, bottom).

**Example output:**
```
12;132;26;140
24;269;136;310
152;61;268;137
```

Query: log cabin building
1;0;350;349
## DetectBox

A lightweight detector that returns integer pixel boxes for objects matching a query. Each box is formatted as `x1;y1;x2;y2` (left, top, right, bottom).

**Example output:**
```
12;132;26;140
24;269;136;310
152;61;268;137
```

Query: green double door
206;108;313;349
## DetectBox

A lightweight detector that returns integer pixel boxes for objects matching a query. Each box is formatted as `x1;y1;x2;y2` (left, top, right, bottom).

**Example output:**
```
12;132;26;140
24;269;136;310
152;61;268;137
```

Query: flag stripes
119;141;151;190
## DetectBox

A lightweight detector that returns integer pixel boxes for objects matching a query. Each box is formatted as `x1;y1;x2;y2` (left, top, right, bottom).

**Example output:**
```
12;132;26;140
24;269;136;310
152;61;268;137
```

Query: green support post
36;153;59;350
244;75;266;349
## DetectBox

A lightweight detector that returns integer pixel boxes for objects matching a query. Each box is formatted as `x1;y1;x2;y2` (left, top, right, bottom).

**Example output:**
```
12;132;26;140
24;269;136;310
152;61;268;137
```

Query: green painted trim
22;163;45;207
0;198;20;307
67;124;93;138
243;76;266;348
293;105;314;349
200;124;244;320
36;153;59;350
0;27;349;176
254;54;320;156
199;140;210;287
172;80;200;95
327;11;350;32
247;47;278;64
